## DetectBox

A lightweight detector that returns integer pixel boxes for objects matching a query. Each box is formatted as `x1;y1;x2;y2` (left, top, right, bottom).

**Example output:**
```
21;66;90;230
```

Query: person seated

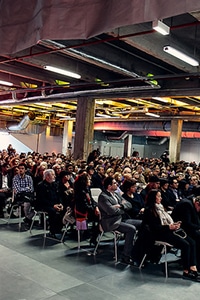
12;163;35;225
121;178;145;220
143;189;200;282
74;172;100;246
113;172;123;194
140;175;160;202
188;175;199;195
178;179;190;200
135;165;146;185
167;177;181;206
98;177;139;265
91;165;105;190
121;166;132;182
172;194;200;269
0;163;12;218
59;171;74;211
159;178;174;211
33;163;47;190
35;169;64;236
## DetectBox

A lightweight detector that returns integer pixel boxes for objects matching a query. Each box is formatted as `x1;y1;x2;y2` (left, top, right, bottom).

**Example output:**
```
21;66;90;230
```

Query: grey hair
43;169;55;180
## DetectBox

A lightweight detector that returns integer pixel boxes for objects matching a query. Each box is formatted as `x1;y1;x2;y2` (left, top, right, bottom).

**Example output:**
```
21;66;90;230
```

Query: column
62;120;73;156
124;134;132;157
73;97;95;160
169;119;183;163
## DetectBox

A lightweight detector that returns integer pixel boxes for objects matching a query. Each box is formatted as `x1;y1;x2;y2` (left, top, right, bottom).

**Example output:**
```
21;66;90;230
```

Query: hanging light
163;45;199;67
153;20;170;35
44;66;81;79
0;80;13;86
145;112;160;118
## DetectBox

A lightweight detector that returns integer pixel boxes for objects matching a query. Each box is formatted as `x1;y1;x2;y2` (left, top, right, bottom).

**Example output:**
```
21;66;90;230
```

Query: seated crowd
1;145;200;281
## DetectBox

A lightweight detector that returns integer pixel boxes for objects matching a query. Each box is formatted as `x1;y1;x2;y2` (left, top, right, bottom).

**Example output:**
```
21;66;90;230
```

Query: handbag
62;207;76;225
173;228;187;239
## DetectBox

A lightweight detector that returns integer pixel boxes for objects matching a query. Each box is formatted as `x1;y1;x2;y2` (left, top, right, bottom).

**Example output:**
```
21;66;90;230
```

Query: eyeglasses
112;181;117;184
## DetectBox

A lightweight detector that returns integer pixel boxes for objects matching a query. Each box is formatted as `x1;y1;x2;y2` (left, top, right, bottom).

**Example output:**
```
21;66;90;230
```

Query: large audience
1;145;200;281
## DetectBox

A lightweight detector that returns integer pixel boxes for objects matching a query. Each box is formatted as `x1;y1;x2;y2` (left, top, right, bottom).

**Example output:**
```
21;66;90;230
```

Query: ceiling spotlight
163;45;199;67
153;20;170;35
44;66;81;79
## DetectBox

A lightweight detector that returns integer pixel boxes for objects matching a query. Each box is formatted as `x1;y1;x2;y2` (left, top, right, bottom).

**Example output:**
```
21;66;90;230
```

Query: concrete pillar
73;97;95;160
124;134;132;157
169;119;183;163
62;120;73;155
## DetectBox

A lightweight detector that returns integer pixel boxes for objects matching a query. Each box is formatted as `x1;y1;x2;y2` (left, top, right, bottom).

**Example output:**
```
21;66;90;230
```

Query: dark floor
0;216;199;300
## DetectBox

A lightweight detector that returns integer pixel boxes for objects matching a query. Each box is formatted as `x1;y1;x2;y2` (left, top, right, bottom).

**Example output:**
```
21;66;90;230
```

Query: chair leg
93;231;104;255
7;204;21;230
7;204;16;224
77;230;81;249
29;211;37;234
18;205;22;231
163;245;168;279
61;222;69;243
113;233;118;262
139;254;147;269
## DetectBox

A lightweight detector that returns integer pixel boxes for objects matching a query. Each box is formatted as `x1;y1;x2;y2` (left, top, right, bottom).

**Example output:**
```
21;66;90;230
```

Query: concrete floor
0;217;200;300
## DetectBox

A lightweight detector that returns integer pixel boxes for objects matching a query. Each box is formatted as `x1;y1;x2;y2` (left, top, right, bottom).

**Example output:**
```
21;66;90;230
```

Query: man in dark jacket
36;169;64;236
172;196;200;268
98;177;139;265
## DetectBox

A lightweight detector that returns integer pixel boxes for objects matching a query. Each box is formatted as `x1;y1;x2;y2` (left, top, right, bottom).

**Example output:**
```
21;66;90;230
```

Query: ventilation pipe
8;112;35;131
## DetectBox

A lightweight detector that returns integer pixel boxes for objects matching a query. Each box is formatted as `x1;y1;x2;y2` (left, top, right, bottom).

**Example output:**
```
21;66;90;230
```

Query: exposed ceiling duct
8;112;35;131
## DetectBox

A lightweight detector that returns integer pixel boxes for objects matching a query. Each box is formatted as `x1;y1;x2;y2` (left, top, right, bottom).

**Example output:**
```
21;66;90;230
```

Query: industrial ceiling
0;1;200;139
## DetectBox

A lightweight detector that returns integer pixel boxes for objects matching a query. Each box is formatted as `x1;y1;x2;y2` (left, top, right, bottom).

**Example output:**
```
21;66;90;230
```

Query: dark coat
35;180;62;211
172;199;200;236
143;207;171;240
122;192;145;219
74;188;97;219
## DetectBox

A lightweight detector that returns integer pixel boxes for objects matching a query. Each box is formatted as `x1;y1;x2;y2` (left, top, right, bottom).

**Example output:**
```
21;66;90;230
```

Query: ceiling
1;4;200;138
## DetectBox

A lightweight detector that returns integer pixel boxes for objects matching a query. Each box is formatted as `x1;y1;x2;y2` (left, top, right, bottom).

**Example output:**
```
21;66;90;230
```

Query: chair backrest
90;188;102;202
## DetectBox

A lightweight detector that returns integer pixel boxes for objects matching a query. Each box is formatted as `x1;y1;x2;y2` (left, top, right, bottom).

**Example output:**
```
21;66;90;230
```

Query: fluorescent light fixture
44;66;81;79
163;45;199;66
152;97;169;103
0;80;13;86
96;113;112;118
153;20;170;35
34;103;52;107
145;112;160;118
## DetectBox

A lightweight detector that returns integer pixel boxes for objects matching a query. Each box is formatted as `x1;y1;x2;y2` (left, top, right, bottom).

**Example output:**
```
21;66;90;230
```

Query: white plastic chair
93;224;122;262
90;188;102;203
139;240;174;278
7;190;23;230
29;210;48;237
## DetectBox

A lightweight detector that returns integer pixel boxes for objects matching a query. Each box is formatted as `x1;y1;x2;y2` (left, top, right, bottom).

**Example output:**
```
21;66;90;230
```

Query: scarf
155;203;174;225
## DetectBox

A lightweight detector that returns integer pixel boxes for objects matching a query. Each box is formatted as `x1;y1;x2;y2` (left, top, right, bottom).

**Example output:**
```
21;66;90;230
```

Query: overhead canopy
1;0;200;54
